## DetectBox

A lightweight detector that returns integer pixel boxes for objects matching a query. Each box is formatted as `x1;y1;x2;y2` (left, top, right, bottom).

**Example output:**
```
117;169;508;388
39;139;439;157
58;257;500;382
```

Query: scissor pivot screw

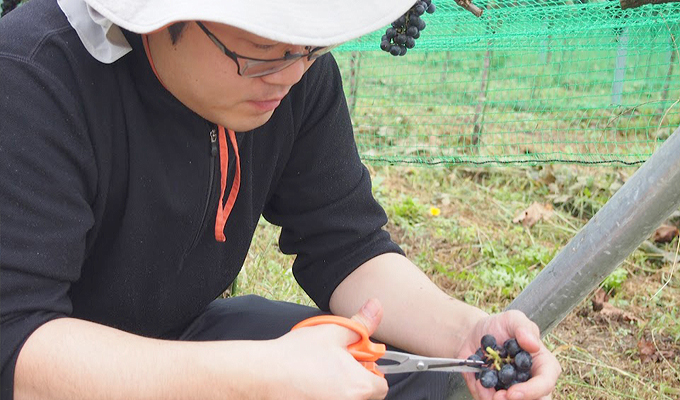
416;361;426;371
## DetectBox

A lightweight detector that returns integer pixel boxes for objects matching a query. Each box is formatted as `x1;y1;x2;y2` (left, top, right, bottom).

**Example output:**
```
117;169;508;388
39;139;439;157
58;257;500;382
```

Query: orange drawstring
214;126;241;242
142;35;241;243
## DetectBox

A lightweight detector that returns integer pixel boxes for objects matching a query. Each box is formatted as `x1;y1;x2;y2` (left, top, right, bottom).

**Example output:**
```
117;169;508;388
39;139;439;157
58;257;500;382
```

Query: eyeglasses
195;22;337;78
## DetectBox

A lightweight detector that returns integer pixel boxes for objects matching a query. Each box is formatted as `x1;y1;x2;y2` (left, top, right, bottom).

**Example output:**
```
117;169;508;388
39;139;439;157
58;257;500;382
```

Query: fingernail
361;299;380;318
508;391;525;400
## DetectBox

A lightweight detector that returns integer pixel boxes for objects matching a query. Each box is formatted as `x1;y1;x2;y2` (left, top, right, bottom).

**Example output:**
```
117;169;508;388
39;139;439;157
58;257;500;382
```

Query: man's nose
259;58;310;87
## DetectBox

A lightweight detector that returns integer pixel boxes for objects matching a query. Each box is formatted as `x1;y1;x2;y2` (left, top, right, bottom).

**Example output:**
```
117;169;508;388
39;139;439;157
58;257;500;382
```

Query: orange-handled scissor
292;315;485;378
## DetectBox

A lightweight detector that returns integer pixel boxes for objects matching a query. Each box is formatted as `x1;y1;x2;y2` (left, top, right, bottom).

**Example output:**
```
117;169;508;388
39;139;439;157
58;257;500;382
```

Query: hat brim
83;0;418;46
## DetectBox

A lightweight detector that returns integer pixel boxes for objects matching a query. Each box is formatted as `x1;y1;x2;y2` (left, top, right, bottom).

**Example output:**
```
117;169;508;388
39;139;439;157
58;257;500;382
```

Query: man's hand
268;299;389;400
458;310;561;400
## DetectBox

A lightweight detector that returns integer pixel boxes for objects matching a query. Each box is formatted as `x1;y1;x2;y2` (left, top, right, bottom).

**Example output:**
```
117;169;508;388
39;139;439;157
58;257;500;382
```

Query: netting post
446;125;680;399
538;18;552;65
611;27;629;106
441;51;453;83
471;48;492;149
348;52;362;118
658;35;677;114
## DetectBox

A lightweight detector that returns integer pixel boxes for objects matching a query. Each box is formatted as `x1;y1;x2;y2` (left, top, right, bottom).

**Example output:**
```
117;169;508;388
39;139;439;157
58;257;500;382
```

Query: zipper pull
209;128;218;157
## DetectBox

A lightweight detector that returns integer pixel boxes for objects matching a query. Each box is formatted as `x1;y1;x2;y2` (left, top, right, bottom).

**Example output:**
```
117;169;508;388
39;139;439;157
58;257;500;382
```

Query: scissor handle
292;315;386;377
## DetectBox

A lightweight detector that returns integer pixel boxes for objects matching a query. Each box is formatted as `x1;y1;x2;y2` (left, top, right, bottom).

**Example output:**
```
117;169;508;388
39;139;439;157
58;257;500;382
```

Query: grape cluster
468;334;533;391
380;0;436;56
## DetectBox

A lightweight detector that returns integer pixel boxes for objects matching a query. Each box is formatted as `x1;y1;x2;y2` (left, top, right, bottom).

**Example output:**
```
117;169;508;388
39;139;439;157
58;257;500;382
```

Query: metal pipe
448;125;680;399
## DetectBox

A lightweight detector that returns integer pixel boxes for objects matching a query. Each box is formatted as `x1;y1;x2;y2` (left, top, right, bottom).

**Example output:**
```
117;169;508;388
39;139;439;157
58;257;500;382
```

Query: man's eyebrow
241;36;279;48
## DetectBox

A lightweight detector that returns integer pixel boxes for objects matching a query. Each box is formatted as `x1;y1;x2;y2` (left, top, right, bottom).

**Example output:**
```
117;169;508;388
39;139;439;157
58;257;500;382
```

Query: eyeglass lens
240;46;337;77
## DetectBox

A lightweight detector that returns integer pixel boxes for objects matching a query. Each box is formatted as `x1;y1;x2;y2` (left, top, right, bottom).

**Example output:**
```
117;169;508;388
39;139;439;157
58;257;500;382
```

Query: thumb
350;298;383;337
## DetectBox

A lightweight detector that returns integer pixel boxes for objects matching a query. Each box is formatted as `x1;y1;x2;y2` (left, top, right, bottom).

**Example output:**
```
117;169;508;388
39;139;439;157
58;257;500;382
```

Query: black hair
1;0;22;17
167;21;188;45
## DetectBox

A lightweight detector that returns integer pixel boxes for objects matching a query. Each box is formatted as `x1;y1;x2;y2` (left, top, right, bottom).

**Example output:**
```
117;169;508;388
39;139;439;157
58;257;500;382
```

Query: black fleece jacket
0;1;402;397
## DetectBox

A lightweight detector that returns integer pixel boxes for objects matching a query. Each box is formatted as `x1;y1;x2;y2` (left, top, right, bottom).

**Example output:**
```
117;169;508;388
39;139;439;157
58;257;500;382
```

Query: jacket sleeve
0;53;96;399
262;54;403;311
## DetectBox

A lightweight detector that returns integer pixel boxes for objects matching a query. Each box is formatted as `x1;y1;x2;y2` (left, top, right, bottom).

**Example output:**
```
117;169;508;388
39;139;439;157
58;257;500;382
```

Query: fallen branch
453;0;484;17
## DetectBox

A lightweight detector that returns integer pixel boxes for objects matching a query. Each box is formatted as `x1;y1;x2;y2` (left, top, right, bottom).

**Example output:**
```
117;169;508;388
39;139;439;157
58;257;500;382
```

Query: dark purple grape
395;34;407;45
406;26;419;37
398;46;407;56
475;348;484;359
393;15;406;27
514;351;533;371
405;37;416;49
481;334;497;352
427;3;436;13
503;338;522;357
468;354;483;380
479;369;499;389
497;347;508;358
414;4;426;15
385;28;397;38
389;45;401;56
516;370;532;383
410;16;426;31
499;364;516;385
380;41;391;51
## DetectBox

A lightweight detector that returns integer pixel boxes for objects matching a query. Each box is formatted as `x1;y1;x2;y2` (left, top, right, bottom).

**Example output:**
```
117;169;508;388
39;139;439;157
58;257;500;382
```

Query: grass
234;164;679;400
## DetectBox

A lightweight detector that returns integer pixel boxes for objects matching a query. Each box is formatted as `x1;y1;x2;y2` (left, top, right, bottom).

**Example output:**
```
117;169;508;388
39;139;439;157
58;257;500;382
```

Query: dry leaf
599;303;639;323
651;224;679;243
638;338;656;363
591;288;609;312
592;288;640;323
513;202;554;227
637;338;674;363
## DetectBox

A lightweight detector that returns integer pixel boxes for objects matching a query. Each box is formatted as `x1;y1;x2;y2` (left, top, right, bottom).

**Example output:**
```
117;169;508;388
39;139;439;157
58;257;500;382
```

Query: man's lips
248;96;285;112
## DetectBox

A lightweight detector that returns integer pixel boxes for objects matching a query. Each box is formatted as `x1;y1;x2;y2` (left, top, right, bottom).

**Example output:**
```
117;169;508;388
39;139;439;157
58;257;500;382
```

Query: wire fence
334;0;680;166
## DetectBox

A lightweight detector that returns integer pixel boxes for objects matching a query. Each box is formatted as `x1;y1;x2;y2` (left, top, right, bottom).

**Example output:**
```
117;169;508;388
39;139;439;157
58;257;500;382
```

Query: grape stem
454;0;484;17
485;346;503;371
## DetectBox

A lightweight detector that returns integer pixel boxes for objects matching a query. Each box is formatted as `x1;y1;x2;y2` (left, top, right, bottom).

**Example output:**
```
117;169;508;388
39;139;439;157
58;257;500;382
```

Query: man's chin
216;109;275;132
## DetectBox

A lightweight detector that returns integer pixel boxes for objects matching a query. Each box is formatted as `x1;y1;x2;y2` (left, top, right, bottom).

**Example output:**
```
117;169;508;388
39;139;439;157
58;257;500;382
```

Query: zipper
185;127;218;254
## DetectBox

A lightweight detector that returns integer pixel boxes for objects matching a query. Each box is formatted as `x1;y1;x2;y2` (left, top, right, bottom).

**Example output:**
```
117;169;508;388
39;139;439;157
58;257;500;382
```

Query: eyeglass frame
195;21;337;78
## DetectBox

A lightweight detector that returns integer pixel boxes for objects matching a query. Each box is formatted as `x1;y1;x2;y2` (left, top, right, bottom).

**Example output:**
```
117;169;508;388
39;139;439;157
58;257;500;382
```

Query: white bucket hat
59;0;418;63
83;0;418;46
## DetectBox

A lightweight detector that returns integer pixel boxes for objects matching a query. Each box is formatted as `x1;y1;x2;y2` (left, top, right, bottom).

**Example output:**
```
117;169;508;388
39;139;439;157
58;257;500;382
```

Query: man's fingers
499;310;541;354
504;345;561;400
350;298;383;337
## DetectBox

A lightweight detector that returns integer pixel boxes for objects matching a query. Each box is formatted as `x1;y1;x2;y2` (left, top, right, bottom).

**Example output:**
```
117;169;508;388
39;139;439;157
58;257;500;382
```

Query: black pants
179;295;452;399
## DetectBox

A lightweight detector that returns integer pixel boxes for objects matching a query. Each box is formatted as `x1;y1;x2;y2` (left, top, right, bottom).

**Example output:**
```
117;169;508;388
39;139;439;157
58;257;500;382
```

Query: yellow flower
429;206;441;216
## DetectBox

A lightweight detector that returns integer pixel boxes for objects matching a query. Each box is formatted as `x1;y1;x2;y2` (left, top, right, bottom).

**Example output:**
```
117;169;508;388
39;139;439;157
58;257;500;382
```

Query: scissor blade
378;351;485;374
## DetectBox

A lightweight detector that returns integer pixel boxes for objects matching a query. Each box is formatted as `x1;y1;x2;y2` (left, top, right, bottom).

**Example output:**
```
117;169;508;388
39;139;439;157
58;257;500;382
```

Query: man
0;0;561;399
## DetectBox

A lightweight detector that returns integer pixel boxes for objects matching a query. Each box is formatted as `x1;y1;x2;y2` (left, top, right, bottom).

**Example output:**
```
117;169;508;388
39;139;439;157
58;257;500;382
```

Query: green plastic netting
333;0;680;166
